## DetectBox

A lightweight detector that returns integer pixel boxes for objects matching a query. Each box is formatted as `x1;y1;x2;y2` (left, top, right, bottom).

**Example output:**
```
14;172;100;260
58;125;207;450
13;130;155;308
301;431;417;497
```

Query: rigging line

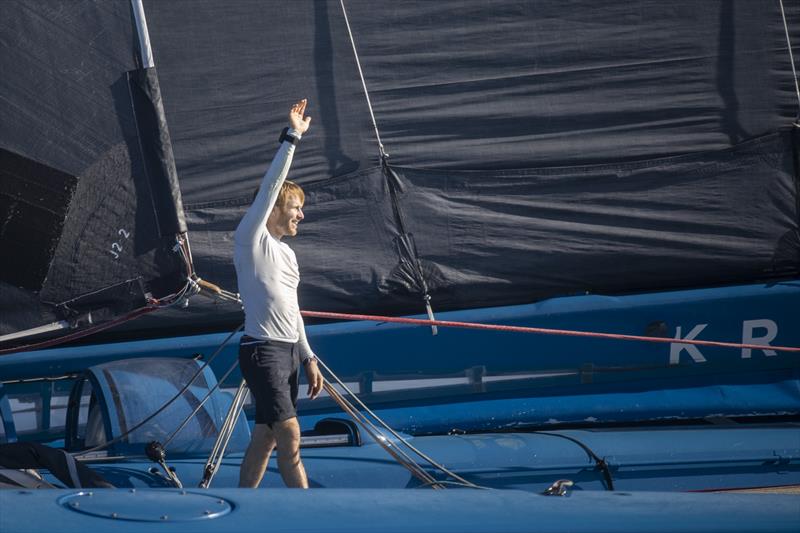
316;361;446;486
326;386;474;489
414;479;491;490
195;278;241;303
336;0;437;329
74;324;243;457
322;382;443;488
301;310;800;354
338;0;387;159
779;0;800;114
149;237;197;308
154;278;200;309
180;233;196;276
322;383;436;484
318;376;428;476
531;431;615;491
55;277;147;307
162;354;243;449
382;165;437;334
318;361;454;483
323;382;438;485
1;240;195;355
172;235;193;281
317;357;480;488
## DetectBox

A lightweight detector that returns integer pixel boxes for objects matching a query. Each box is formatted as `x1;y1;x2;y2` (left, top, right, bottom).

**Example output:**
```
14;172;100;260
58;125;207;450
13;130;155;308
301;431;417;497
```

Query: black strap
279;127;300;146
532;431;616;491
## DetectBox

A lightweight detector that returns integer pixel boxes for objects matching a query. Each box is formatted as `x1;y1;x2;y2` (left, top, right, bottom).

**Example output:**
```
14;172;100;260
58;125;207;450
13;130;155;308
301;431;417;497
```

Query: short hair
253;180;305;208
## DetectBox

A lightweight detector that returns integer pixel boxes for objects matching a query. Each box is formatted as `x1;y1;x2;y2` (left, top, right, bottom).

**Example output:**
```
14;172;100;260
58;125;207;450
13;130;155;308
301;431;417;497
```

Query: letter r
741;319;778;359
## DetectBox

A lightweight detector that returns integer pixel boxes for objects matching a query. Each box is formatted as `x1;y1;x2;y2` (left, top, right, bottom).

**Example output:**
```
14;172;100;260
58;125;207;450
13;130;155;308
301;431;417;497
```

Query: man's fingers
306;370;323;400
289;99;310;133
292;99;306;115
312;378;322;399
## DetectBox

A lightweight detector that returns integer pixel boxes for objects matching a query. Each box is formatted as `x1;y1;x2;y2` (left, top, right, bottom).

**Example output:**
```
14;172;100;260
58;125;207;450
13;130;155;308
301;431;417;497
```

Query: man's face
267;193;304;239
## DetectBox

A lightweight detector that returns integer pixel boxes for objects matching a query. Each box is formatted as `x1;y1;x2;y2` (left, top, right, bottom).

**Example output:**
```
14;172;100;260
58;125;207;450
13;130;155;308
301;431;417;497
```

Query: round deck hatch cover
59;489;233;522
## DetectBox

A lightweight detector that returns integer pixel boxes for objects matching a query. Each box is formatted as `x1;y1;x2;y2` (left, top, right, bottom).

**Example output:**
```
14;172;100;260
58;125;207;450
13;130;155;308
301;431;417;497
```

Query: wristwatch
279;127;300;146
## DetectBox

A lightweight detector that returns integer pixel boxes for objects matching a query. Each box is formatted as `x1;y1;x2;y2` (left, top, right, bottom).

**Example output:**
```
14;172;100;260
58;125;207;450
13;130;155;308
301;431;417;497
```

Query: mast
130;0;155;69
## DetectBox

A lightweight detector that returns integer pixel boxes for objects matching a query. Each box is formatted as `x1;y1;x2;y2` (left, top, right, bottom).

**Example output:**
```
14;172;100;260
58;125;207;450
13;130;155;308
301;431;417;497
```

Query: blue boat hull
0;488;797;533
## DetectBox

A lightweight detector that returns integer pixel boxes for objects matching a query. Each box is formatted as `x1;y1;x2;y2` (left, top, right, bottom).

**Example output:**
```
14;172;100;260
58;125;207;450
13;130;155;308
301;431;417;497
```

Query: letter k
670;324;708;365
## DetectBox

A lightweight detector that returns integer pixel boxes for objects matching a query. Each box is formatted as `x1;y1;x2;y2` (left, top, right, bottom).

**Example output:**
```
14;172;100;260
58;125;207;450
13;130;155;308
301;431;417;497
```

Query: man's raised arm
234;99;312;244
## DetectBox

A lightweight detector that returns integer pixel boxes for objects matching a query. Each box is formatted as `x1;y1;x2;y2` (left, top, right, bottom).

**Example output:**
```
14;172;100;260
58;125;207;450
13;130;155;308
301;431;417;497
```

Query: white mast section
0;321;70;343
130;0;155;68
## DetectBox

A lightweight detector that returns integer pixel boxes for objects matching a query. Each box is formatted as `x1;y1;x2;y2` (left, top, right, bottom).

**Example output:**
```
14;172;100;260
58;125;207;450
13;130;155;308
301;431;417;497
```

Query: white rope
339;0;388;159
779;0;800;115
337;1;440;331
317;357;484;489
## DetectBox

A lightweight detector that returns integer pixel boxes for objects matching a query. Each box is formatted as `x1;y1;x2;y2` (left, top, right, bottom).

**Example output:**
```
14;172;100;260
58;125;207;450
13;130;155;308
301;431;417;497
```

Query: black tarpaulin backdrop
0;1;186;341
1;0;799;341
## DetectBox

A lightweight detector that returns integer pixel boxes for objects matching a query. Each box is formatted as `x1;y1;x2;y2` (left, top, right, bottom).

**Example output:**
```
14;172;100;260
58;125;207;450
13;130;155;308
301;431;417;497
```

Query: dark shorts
238;336;300;425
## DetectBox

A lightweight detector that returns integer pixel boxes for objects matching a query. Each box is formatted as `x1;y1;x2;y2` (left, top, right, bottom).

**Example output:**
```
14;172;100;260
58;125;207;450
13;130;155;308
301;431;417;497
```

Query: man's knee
251;423;276;447
273;418;301;451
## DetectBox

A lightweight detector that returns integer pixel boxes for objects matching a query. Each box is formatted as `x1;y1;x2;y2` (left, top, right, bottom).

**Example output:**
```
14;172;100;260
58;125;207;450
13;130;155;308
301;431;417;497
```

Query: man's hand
289;99;311;135
304;358;323;400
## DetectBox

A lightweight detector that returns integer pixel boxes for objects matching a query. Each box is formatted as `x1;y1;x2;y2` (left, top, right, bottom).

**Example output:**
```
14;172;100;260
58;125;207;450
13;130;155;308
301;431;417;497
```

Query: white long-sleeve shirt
233;129;315;361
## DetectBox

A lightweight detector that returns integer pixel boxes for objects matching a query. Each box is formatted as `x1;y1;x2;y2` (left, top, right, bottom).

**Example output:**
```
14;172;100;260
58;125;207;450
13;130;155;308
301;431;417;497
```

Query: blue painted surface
1;282;797;437
307;281;800;378
80;423;800;493
9;352;785;495
3;281;798;382
0;488;797;533
297;371;800;434
0;283;798;533
57;490;233;522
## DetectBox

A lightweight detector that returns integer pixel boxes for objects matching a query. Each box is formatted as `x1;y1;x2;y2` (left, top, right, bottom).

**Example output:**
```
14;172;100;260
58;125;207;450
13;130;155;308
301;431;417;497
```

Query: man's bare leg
273;417;308;488
239;423;276;488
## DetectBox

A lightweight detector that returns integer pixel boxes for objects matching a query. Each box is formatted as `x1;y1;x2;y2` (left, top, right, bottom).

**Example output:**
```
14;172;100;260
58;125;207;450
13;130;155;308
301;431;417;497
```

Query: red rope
301;310;800;353
4;305;795;356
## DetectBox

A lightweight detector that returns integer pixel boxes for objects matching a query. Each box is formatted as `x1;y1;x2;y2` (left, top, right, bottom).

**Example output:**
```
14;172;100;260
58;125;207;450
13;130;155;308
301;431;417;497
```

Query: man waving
234;99;323;488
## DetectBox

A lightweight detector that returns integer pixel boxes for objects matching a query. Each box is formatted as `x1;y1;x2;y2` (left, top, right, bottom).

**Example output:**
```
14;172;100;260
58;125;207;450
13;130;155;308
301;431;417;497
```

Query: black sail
2;0;799;343
0;1;187;349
